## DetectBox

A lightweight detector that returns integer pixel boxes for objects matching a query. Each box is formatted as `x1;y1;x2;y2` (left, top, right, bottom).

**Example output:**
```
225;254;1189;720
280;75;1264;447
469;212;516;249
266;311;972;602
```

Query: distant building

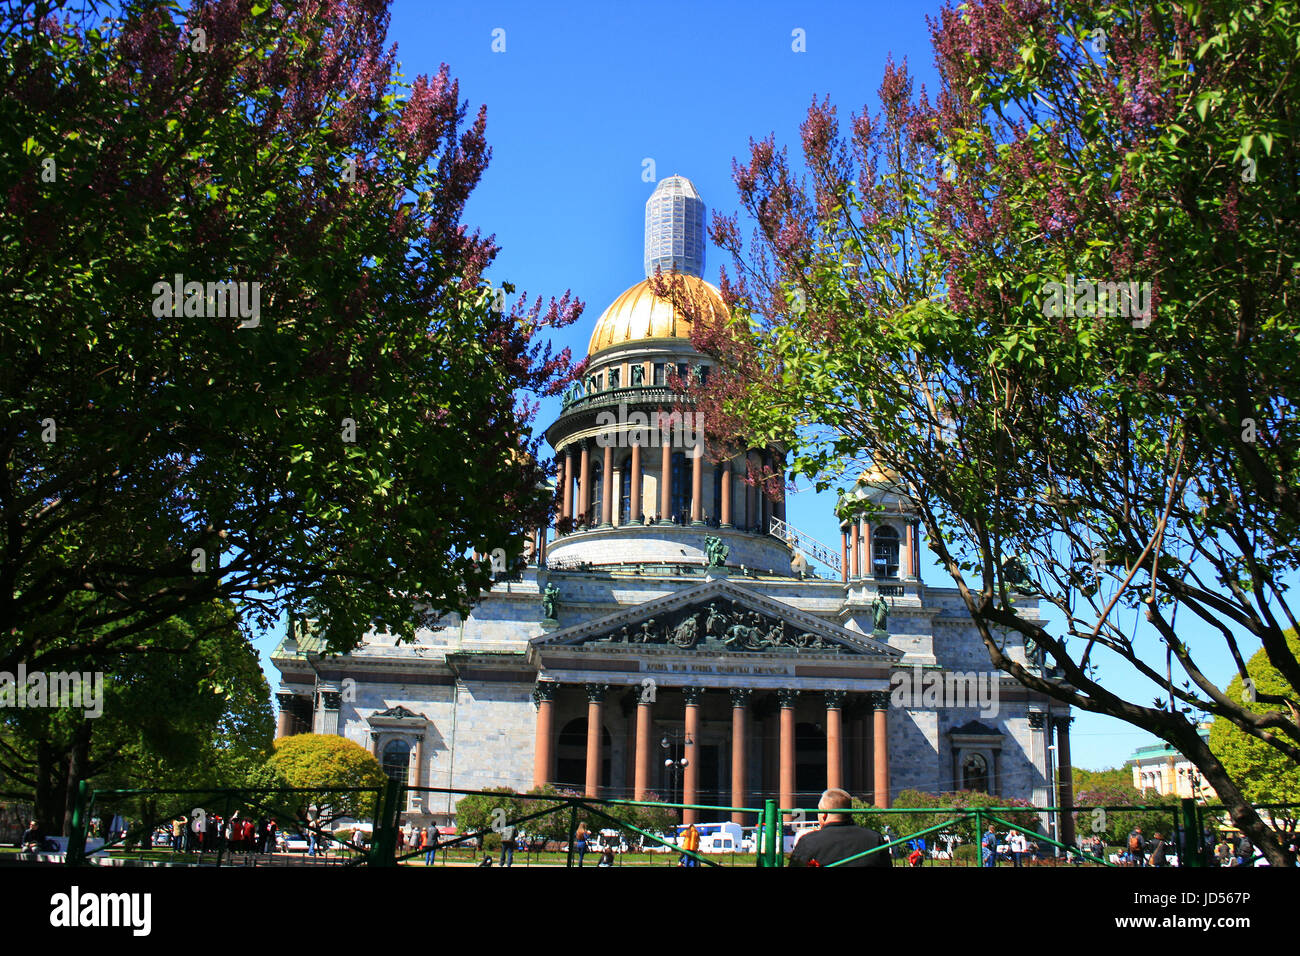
1129;725;1218;801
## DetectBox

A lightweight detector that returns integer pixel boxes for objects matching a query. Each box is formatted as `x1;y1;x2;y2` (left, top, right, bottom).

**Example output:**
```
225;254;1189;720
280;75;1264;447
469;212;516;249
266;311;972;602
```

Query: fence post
763;799;779;868
566;803;578;868
66;780;89;867
370;778;401;867
1180;798;1203;868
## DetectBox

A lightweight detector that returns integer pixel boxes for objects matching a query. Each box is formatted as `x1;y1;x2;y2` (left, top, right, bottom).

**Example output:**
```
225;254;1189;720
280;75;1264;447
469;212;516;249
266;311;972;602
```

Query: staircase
768;516;842;574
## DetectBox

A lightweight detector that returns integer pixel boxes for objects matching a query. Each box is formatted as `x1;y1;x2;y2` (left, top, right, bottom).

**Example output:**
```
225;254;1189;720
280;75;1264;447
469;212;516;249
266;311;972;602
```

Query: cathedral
271;176;1075;836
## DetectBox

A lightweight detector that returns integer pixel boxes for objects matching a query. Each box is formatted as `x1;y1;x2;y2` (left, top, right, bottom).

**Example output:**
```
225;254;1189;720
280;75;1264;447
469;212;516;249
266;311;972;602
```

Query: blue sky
246;0;1269;772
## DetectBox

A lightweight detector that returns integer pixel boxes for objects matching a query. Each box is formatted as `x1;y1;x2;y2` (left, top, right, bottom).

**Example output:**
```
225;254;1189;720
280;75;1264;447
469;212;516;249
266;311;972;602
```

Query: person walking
499;823;517;867
679;824;700;867
423;827;436;867
1148;831;1168;867
1127;826;1145;867
1010;830;1027;867
574;822;590;867
981;825;998;867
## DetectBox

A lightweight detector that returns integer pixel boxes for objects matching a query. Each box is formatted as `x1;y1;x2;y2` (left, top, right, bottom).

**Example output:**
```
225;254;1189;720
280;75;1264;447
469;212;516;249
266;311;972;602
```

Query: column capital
585;682;608;703
868;690;891;711
824;689;847;709
682;686;707;705
1027;711;1046;729
777;687;800;708
319;690;341;710
533;681;560;706
729;687;752;708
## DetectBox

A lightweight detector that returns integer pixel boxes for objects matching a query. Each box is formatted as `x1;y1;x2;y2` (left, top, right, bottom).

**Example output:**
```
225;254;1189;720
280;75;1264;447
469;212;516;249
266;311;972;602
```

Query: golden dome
587;274;728;357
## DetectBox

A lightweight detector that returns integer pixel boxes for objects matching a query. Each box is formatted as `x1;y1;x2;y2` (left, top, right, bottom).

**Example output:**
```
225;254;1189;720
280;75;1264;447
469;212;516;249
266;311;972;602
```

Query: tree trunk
61;719;93;837
1181;727;1293;867
34;740;57;833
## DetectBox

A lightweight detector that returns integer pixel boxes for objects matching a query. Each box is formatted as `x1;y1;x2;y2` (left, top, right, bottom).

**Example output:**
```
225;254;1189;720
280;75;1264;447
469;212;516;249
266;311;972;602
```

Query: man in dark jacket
788;789;891;868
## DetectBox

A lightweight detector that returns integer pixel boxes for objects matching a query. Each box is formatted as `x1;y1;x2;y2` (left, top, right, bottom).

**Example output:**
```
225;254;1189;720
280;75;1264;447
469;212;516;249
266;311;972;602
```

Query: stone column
849;521;860;579
1056;716;1076;847
369;732;379;758
730;688;750;825
585;684;607;798
659;439;672;522
682;687;703;824
411;733;424;794
634;694;654;799
690;453;703;524
904;520;915;578
720;459;733;527
840;531;848;583
629;441;643;523
532;682;558;789
862;520;872;578
554;457;565;529
562;448;574;521
778;688;798;812
871;691;890;808
578;441;591;526
601;443;613;527
825;690;846;792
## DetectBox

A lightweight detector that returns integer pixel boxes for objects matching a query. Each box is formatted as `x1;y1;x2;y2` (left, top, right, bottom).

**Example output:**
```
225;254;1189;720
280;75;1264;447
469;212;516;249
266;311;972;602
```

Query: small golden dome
587;274;728;357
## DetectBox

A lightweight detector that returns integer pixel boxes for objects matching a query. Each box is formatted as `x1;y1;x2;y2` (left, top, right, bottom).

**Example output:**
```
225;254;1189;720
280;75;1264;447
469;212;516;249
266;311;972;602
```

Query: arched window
382;739;411;783
873;525;900;578
590;460;603;525
962;753;989;793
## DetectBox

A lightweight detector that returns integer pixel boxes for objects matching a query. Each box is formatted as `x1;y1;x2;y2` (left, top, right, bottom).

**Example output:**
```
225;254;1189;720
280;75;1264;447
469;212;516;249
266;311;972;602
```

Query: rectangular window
653;363;666;386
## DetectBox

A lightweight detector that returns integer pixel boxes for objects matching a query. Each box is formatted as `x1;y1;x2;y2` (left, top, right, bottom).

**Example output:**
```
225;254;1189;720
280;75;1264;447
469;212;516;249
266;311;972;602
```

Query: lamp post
1047;741;1059;857
660;731;692;821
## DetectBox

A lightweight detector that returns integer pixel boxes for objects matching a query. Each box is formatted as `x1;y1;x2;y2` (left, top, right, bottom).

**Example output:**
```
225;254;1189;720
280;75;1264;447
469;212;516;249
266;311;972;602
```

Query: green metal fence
47;781;1296;868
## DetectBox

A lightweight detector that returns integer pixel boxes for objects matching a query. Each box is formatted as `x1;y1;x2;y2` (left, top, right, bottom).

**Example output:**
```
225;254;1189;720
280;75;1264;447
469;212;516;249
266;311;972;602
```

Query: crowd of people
167;812;280;855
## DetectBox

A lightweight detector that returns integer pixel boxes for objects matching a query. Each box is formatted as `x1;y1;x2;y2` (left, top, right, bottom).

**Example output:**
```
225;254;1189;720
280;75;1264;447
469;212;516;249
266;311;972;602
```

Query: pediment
369;705;425;721
532;578;899;659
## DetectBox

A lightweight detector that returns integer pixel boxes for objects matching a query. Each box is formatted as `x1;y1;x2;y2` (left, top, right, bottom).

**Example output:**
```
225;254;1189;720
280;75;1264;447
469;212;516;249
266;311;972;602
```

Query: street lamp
660;732;692;816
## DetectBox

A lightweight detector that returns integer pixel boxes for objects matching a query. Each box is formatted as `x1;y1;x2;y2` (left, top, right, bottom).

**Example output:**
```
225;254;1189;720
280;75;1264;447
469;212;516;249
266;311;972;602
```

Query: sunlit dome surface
587;275;727;357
